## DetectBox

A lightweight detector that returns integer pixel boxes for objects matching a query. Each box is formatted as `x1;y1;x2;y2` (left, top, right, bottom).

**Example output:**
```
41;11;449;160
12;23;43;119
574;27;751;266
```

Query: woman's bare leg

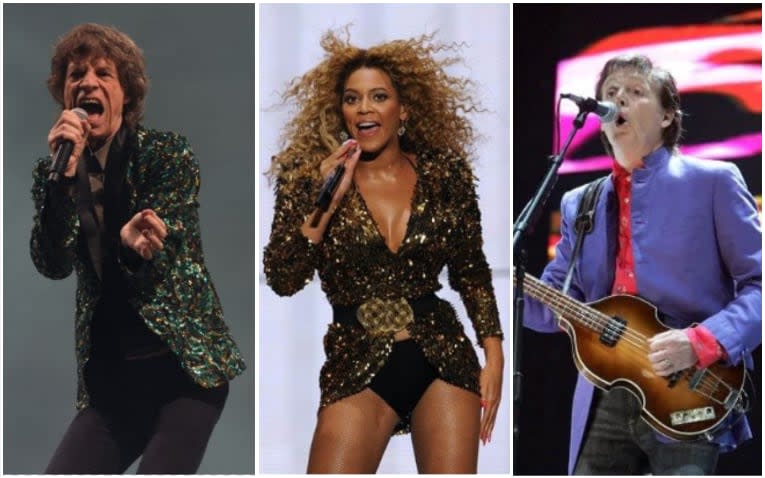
410;379;481;473
307;389;400;473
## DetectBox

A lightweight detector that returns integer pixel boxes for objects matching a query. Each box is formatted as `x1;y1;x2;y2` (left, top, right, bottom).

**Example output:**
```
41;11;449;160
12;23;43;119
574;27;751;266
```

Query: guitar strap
561;176;608;295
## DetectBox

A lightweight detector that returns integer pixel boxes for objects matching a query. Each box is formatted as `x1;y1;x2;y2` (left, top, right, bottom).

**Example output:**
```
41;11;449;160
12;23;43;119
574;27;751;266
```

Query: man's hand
120;209;168;260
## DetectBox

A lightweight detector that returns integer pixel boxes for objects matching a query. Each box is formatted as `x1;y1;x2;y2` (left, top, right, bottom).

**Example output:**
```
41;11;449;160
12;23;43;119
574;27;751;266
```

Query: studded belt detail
355;297;414;336
332;293;438;335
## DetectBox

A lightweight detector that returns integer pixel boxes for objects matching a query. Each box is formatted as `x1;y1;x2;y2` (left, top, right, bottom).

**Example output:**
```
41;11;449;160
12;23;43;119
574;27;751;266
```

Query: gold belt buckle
356;297;414;336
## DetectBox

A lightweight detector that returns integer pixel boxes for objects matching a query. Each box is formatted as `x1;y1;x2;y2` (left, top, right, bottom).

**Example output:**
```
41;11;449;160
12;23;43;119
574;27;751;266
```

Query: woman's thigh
307;389;400;473
410;379;481;473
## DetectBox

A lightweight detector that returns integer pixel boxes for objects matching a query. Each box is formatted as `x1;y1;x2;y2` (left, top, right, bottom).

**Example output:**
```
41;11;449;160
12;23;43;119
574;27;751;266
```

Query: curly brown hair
47;23;148;130
267;27;482;183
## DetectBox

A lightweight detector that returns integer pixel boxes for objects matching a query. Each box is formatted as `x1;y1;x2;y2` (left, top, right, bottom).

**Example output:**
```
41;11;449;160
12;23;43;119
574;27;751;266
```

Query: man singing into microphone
521;54;761;474
30;23;245;473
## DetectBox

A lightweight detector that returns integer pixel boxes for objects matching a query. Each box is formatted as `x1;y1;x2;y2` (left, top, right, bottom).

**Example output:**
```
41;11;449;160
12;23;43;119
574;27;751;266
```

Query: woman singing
264;29;504;473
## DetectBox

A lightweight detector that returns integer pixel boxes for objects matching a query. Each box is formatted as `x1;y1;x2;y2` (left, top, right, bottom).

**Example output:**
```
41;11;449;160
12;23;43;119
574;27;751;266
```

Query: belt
332;293;438;335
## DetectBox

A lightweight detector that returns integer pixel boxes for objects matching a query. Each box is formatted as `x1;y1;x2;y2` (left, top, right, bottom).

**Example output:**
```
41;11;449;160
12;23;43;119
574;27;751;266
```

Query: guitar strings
521;274;727;400
516;273;731;402
526;279;724;401
527;275;730;402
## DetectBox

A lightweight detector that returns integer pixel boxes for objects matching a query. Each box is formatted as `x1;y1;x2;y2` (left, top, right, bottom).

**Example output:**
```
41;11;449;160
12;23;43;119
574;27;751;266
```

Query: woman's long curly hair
267;27;482;185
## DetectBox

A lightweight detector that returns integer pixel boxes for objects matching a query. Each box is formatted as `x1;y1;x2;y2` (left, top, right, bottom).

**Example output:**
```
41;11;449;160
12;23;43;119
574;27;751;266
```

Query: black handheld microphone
314;142;357;211
314;164;346;211
561;93;617;122
48;107;88;182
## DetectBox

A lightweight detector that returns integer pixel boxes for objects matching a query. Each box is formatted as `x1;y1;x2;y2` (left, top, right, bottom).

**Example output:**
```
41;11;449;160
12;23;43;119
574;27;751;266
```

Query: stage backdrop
258;3;510;473
514;4;762;475
3;4;255;473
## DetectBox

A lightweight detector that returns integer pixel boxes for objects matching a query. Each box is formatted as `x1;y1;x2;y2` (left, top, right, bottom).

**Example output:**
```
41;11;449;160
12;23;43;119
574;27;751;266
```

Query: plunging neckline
354;156;420;255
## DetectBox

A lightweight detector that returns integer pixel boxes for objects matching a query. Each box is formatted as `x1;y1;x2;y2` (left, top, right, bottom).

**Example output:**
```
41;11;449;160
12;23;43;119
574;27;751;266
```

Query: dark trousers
574;387;719;475
45;353;228;474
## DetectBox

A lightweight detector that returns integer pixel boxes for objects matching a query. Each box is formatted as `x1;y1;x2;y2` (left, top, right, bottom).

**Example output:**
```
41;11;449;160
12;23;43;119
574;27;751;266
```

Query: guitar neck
513;270;594;326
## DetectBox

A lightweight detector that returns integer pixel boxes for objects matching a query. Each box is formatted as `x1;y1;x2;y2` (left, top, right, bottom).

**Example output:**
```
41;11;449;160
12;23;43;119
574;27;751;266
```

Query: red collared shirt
611;161;638;295
610;160;724;367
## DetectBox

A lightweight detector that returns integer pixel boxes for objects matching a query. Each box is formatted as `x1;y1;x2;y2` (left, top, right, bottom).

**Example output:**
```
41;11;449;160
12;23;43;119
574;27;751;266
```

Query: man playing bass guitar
520;54;761;475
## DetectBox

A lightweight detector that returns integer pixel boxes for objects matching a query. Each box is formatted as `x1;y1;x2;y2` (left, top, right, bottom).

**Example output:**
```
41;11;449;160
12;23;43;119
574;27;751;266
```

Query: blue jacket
522;147;762;473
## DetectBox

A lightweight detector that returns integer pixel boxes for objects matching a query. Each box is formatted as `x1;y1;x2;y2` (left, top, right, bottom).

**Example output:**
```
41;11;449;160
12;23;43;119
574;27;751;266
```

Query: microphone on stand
561;93;617;122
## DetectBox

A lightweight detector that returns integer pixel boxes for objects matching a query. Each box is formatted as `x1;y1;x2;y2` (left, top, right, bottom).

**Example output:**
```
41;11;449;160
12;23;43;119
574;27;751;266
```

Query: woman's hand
47;109;90;178
479;337;504;445
319;138;362;208
120;209;168;260
301;139;361;243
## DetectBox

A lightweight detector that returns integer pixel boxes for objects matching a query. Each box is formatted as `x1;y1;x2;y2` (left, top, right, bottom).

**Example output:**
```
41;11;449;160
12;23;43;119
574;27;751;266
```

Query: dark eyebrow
344;86;390;94
97;62;117;72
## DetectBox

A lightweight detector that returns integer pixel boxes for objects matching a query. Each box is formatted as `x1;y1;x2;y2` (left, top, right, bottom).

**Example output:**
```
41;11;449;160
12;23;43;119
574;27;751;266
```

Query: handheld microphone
314;164;346;211
561;93;617;123
48;107;89;182
314;142;358;212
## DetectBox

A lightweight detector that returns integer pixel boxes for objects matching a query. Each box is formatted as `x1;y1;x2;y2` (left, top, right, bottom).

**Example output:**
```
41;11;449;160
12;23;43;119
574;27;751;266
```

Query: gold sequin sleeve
445;157;503;343
263;172;321;296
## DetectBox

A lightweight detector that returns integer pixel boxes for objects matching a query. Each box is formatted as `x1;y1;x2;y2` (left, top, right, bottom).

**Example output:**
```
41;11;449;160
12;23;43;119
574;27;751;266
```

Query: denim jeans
574;387;719;475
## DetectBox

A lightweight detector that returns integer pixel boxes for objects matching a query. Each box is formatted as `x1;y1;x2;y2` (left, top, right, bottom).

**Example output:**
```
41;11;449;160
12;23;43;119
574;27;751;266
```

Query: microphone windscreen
599;101;617;123
71;107;88;121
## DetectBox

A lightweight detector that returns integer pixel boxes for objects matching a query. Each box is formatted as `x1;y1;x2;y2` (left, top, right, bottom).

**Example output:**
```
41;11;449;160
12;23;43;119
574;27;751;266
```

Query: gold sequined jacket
31;126;246;410
264;150;502;430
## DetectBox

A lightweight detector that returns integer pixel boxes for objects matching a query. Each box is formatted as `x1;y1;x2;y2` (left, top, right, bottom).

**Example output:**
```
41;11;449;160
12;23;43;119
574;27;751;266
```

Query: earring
397;124;406;137
339;130;349;142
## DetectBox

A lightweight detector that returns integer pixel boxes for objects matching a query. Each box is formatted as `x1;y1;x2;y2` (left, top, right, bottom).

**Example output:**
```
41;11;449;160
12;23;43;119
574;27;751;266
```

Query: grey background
3;4;254;474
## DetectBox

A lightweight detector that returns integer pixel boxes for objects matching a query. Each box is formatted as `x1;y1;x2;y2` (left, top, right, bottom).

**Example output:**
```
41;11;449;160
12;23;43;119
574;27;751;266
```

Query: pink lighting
554;11;762;174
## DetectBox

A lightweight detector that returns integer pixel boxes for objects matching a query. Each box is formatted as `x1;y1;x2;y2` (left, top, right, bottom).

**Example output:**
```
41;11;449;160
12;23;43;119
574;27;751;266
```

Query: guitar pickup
599;316;626;347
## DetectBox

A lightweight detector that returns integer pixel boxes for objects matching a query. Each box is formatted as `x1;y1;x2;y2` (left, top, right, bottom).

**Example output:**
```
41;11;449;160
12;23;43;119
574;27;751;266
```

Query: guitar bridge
688;367;706;390
599;316;626;347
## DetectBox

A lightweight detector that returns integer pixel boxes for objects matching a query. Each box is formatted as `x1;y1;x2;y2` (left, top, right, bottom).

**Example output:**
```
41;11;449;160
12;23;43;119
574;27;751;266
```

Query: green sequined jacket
31;125;246;410
264;150;502;430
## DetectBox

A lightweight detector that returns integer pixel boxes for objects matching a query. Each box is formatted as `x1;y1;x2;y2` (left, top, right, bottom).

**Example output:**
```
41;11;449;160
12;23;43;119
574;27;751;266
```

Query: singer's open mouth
78;98;104;115
356;121;379;131
616;114;627;126
355;121;381;138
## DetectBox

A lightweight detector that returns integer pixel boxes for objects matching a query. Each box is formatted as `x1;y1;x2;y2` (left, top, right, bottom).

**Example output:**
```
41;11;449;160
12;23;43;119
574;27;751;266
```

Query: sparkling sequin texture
30;126;246;410
264;151;502;432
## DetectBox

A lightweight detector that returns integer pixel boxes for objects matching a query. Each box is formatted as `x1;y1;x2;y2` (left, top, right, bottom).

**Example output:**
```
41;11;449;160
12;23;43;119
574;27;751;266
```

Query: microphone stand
512;108;591;467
